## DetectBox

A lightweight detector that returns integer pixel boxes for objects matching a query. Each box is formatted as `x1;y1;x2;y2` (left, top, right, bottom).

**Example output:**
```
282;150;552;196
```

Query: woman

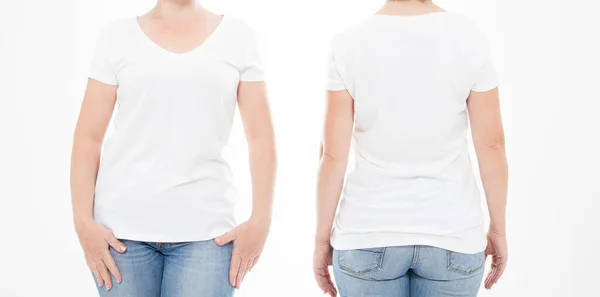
314;1;508;296
70;1;276;296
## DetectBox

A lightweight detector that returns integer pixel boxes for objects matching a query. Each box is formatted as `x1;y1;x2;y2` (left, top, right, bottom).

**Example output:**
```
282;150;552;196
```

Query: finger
249;255;261;271
317;276;329;293
247;257;256;272
488;255;505;287
484;251;499;289
102;251;122;284
484;261;495;289
325;277;337;297
98;261;113;290
327;285;337;297
105;234;127;254
316;269;335;295
313;270;323;290
229;255;242;287
328;278;337;296
485;264;498;289
484;270;493;289
90;265;104;287
485;274;491;289
486;266;496;289
325;270;337;296
318;275;335;296
215;230;236;246
491;261;507;285
236;259;251;288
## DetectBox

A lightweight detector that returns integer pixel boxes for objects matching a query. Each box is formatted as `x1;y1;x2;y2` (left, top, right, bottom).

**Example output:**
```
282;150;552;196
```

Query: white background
0;0;599;296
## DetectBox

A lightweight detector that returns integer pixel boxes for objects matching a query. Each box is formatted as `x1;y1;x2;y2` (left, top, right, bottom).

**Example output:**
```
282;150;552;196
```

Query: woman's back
327;12;498;253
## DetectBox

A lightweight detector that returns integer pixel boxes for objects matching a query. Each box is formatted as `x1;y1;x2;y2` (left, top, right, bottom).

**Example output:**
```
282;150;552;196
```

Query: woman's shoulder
101;17;135;33
95;17;137;44
442;13;492;53
221;15;257;36
438;12;489;41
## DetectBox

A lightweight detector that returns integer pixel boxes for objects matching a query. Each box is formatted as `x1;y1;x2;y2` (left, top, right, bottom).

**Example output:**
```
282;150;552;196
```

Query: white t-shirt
327;12;498;253
89;15;264;242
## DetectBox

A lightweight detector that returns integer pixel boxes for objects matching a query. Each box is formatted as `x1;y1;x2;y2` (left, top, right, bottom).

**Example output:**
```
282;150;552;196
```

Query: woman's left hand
215;217;270;288
313;241;337;297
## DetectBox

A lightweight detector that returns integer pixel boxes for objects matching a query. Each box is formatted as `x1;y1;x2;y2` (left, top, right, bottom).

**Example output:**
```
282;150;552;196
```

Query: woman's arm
313;90;354;297
71;79;126;290
468;88;508;235
239;81;277;223
315;90;354;243
467;87;508;289
241;82;277;222
215;81;276;289
71;80;115;226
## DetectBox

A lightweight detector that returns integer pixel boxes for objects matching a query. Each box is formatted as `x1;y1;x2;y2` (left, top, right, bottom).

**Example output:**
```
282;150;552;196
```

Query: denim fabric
95;239;234;297
333;245;485;297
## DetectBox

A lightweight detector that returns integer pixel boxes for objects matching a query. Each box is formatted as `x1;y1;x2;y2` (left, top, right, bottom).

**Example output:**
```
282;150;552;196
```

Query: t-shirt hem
331;231;487;254
109;228;233;243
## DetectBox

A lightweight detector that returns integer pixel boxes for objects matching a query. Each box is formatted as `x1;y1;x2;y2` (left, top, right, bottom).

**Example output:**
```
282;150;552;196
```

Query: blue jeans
96;239;234;297
333;246;485;297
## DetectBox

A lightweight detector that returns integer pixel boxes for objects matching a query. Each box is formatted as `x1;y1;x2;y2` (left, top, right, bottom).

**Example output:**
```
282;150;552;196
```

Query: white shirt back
326;12;498;253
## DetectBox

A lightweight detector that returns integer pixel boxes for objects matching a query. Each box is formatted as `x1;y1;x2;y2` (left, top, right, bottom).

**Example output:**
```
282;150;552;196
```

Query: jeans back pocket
447;251;485;276
337;247;386;276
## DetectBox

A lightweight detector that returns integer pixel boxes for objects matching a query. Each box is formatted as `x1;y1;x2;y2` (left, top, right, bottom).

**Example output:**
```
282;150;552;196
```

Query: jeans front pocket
337;247;386;276
447;250;485;276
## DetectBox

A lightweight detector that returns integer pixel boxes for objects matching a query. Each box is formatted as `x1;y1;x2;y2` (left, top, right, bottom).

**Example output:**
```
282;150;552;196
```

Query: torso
89;15;263;242
328;12;497;253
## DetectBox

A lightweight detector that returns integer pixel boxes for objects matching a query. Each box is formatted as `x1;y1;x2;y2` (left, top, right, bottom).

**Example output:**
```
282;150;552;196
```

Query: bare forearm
248;137;276;223
70;136;102;226
315;155;347;244
477;144;508;235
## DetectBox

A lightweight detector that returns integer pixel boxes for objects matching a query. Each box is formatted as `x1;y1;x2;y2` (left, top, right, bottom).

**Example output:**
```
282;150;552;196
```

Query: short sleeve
471;57;498;92
325;36;346;91
88;27;118;85
240;30;265;82
471;36;498;92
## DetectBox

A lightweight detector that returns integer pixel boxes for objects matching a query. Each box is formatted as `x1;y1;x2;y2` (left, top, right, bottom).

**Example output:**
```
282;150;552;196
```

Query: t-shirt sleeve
325;35;346;91
240;29;265;82
88;27;118;85
471;36;498;92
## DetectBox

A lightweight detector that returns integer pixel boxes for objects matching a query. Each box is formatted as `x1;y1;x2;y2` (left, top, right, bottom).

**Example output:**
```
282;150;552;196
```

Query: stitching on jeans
375;248;385;271
446;251;485;276
410;246;419;269
338;247;386;276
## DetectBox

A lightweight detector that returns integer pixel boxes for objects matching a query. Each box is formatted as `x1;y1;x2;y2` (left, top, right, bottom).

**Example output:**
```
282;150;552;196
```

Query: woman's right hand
484;230;508;290
75;220;126;290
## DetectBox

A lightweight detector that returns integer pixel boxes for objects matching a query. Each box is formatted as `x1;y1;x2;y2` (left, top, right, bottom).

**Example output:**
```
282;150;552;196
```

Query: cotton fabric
326;12;498;253
89;15;264;242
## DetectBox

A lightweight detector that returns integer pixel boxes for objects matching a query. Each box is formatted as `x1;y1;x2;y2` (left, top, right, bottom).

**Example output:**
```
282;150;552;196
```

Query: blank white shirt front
89;16;264;242
327;12;498;253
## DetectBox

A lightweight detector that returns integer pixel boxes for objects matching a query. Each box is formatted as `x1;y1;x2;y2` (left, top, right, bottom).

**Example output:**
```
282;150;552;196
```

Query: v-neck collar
133;15;227;57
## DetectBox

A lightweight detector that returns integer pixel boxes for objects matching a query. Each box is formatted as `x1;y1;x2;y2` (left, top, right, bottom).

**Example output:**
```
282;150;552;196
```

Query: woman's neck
379;0;444;16
151;0;204;19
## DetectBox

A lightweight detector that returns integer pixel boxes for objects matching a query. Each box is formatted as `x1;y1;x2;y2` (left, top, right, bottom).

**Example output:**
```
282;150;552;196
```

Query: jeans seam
446;251;485;276
410;246;420;269
338;248;386;276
